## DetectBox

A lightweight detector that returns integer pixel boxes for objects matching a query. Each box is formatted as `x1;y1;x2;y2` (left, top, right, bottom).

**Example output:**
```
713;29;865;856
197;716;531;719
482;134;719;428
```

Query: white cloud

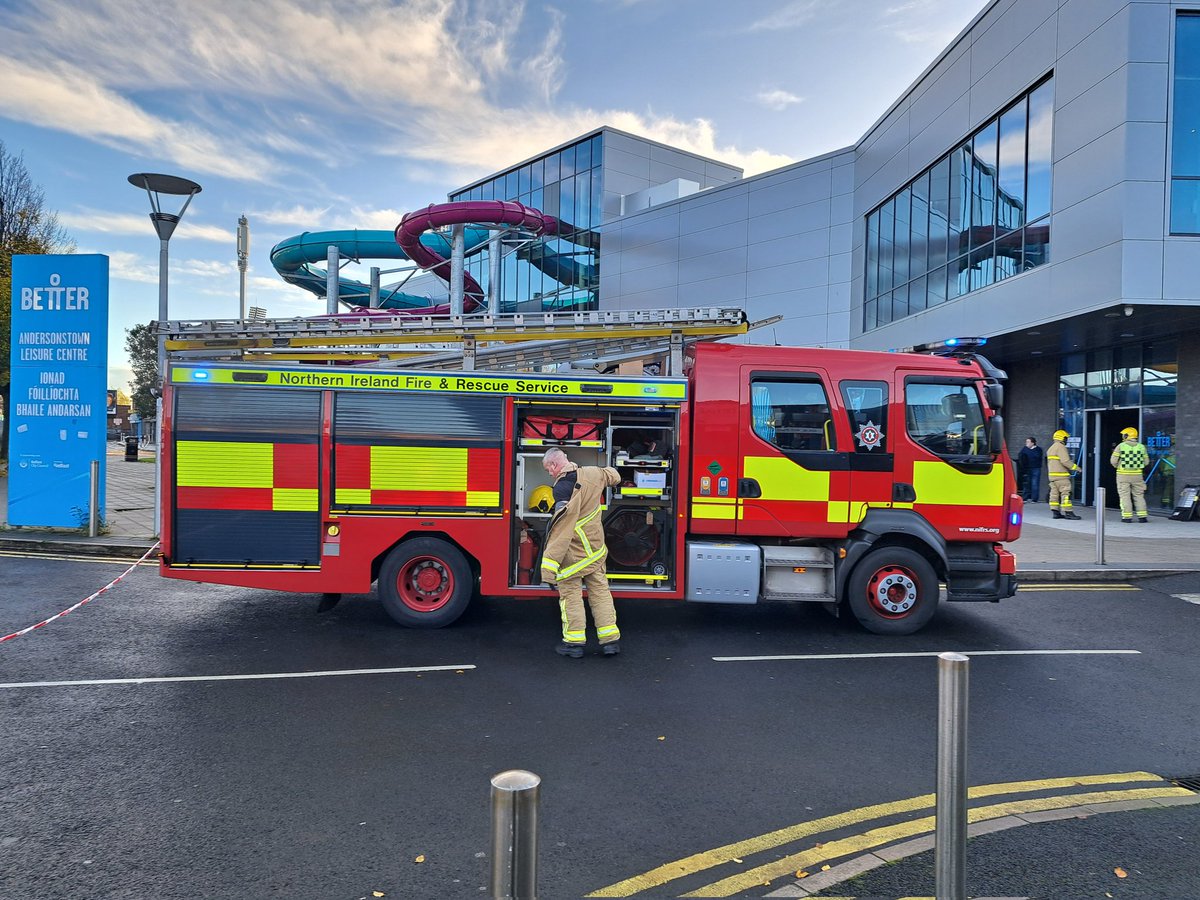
757;89;804;111
252;205;335;227
746;1;822;32
881;0;975;47
59;210;234;243
0;0;793;189
105;250;158;284
0;57;274;181
176;259;236;278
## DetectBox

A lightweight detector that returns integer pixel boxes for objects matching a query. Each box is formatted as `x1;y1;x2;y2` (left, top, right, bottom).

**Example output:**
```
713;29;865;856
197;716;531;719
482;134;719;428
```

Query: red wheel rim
865;564;919;618
397;555;455;612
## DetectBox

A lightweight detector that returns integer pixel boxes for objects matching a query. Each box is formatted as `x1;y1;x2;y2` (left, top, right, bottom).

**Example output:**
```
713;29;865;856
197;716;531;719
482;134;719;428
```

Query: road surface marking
683;787;1192;897
0;550;156;566
712;650;1140;663
1173;593;1200;605
586;771;1164;897
0;665;476;689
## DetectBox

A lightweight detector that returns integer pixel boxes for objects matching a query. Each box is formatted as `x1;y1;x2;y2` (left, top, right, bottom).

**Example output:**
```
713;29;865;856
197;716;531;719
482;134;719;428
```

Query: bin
125;436;139;461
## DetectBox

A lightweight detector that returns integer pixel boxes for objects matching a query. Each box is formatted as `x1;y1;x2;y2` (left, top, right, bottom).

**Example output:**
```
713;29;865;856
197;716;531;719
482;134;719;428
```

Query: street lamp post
128;173;202;537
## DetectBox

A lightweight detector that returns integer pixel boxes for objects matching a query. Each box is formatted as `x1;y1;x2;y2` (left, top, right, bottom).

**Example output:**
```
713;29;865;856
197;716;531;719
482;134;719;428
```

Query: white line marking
1173;594;1200;605
713;650;1141;662
0;664;476;689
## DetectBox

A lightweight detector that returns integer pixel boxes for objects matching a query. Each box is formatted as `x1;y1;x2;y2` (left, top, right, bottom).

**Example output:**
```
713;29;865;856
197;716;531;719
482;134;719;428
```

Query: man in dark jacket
1018;437;1043;502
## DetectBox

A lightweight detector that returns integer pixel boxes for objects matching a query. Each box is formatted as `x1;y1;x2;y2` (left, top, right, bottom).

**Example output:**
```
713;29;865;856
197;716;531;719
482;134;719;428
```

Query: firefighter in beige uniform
1046;429;1081;520
1110;426;1150;523
540;448;623;658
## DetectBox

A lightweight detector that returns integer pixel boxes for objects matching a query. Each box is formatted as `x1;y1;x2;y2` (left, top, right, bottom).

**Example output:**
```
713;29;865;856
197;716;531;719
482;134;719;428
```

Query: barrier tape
0;542;160;644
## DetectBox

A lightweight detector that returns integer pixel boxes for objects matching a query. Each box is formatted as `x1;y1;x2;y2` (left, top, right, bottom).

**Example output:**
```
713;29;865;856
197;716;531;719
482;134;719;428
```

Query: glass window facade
1171;13;1200;233
863;77;1053;331
449;133;603;313
1058;341;1178;512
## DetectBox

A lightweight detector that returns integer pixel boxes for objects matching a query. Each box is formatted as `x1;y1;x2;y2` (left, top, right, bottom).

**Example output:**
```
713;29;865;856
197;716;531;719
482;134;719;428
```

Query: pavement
2;451;1199;580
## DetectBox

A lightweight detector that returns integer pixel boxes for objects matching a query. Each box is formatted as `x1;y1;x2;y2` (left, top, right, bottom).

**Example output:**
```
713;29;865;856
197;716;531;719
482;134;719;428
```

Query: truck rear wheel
846;547;938;635
378;538;472;628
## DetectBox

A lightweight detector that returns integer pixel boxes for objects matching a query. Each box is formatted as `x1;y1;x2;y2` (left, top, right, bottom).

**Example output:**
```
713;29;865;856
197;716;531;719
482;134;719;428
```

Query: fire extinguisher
517;524;539;585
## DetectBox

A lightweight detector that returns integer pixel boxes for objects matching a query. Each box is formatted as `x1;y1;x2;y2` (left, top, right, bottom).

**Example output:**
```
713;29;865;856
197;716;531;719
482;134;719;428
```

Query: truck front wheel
378;538;473;628
846;547;939;635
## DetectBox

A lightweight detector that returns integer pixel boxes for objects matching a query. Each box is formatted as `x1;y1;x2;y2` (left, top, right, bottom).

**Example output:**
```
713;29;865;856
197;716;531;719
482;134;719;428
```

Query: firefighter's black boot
1063;510;1081;520
601;641;621;657
1052;509;1063;519
1138;516;1149;523
556;642;584;659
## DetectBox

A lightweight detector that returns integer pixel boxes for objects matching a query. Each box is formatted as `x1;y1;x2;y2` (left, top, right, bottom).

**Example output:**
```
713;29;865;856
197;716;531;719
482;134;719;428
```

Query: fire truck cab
160;341;1019;635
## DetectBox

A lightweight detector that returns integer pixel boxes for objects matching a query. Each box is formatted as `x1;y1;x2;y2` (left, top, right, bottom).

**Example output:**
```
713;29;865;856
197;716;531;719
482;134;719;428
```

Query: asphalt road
1;553;1198;900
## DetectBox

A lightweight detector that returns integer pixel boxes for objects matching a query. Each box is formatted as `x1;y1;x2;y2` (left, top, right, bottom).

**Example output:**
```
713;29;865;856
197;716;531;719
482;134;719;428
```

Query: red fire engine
159;341;1020;635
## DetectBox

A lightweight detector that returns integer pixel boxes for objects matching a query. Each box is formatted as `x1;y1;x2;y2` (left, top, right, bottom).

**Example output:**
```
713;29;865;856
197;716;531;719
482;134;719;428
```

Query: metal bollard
89;459;100;538
1095;486;1106;565
935;652;969;900
490;769;540;900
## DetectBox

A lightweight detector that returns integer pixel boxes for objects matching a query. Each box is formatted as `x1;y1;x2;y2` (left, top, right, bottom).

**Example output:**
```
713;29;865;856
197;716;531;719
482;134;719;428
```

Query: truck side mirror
988;414;1005;455
983;382;1004;412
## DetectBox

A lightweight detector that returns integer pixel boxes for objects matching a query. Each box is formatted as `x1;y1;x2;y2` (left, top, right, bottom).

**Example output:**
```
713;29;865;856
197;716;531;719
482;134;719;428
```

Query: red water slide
395;200;555;313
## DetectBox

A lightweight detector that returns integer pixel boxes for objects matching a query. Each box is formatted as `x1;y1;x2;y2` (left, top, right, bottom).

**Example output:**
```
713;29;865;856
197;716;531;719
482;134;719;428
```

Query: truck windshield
906;381;987;457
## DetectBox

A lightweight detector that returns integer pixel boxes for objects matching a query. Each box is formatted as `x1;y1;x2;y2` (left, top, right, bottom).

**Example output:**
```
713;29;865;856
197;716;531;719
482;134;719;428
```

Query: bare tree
1;140;75;459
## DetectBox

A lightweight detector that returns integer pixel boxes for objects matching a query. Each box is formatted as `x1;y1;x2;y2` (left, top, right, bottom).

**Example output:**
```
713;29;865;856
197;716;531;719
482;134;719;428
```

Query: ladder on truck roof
161;306;779;374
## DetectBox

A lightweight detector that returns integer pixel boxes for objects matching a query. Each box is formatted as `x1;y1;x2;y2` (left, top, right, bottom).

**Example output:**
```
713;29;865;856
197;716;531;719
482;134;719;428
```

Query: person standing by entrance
1047;429;1081;520
1110;426;1150;523
540;448;623;658
1018;437;1043;502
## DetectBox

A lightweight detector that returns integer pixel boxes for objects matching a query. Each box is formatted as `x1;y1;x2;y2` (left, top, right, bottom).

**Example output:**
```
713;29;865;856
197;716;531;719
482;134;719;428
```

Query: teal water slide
270;200;598;313
268;227;493;310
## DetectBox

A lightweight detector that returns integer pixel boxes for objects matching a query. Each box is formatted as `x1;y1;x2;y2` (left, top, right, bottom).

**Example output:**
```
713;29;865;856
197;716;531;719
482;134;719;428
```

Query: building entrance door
1085;410;1139;508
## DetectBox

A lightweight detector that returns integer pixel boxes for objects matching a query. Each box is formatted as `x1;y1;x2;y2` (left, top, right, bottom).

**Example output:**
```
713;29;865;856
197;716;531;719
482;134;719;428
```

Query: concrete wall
599;148;855;346
1002;357;1060;501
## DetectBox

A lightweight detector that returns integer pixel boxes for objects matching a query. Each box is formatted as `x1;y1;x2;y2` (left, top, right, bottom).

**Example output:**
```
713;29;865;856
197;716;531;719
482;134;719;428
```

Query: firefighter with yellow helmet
1110;426;1150;523
1047;428;1081;520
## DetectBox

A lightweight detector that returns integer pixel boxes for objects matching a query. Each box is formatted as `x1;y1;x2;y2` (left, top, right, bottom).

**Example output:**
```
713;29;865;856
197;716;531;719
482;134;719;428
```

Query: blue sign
7;255;109;527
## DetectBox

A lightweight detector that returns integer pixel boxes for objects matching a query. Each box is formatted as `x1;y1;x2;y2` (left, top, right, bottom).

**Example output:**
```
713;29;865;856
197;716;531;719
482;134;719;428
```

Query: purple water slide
395;200;555;313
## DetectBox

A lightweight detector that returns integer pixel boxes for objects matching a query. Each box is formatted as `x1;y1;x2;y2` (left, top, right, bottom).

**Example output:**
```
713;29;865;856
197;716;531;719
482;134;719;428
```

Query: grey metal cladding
680;192;750;233
603;145;652;180
174;386;320;440
334;392;503;442
1055;6;1130;108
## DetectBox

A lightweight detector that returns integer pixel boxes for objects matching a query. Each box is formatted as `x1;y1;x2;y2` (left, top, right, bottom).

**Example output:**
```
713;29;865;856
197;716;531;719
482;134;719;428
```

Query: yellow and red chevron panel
333;444;501;510
175;441;319;511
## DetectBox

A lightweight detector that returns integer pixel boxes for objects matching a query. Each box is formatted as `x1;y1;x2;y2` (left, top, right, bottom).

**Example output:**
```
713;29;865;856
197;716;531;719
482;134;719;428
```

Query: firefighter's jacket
1110;439;1149;476
1046;440;1077;478
541;465;621;583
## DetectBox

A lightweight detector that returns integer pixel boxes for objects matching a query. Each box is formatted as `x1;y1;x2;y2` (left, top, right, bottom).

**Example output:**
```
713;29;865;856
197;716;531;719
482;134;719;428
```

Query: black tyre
378;538;473;628
845;547;939;635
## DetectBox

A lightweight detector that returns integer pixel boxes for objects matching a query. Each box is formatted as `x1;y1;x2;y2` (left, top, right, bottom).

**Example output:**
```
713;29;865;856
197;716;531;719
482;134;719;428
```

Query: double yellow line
588;771;1191;897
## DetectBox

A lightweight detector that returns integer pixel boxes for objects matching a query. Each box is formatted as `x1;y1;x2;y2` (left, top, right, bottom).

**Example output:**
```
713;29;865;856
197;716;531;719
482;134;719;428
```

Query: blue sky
0;0;989;391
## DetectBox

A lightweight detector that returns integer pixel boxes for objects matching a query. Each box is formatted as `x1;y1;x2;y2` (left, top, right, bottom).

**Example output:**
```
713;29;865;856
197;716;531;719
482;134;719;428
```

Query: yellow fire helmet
529;484;555;513
1053;429;1069;441
1120;427;1139;439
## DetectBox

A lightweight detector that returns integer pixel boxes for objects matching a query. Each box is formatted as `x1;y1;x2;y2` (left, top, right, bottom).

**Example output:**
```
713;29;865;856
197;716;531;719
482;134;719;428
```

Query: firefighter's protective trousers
1115;474;1147;519
541;465;622;645
1110;440;1149;520
556;568;619;647
1048;475;1074;511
